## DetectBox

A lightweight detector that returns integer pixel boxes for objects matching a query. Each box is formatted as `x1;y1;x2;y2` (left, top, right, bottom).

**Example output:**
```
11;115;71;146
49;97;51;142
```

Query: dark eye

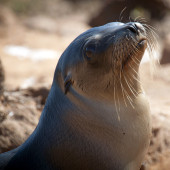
85;45;96;60
84;42;96;61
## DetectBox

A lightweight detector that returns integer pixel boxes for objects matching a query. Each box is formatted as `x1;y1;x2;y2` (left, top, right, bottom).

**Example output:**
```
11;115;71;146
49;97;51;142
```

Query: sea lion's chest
57;93;151;169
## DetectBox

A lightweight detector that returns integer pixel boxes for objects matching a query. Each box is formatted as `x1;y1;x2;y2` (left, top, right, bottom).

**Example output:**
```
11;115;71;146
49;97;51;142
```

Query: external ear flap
64;73;73;94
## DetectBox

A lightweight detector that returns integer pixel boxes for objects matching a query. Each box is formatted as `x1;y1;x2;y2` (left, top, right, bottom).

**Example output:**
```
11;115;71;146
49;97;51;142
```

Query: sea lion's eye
84;43;96;61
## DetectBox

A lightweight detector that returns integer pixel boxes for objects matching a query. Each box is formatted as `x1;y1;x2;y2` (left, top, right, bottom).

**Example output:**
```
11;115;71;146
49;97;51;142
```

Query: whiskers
111;19;156;120
135;17;158;72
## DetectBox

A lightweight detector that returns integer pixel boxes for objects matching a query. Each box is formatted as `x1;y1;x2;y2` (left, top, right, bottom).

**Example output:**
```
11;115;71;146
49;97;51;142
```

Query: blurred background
0;0;170;169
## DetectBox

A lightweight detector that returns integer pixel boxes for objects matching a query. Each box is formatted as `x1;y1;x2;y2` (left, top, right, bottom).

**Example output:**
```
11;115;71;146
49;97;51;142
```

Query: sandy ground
0;5;170;170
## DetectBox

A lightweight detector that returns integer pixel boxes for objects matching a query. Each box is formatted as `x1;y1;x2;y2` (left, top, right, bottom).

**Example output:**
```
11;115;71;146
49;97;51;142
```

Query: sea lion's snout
126;22;147;49
127;23;140;35
127;22;146;36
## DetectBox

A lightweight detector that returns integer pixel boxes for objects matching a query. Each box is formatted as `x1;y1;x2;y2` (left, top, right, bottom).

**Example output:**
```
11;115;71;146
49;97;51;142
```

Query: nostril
128;25;137;34
134;23;138;30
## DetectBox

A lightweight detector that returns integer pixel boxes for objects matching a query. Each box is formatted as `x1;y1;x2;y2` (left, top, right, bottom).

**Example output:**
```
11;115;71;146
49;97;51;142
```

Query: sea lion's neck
37;80;121;140
27;67;143;146
10;70;149;170
69;68;143;104
37;79;149;168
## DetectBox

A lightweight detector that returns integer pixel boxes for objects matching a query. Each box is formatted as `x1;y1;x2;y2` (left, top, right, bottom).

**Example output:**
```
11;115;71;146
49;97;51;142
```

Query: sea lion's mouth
137;39;147;49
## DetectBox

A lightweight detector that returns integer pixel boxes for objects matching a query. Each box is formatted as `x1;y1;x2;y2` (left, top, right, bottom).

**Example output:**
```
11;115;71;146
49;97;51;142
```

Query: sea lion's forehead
85;22;127;45
91;22;125;34
86;22;127;40
104;22;124;27
74;22;129;43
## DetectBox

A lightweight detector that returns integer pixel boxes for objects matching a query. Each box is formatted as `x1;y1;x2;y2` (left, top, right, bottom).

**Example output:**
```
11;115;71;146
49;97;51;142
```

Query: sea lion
0;21;152;170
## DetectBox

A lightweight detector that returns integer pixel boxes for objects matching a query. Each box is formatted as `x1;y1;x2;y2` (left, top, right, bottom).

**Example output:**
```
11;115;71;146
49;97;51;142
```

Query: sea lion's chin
123;39;147;68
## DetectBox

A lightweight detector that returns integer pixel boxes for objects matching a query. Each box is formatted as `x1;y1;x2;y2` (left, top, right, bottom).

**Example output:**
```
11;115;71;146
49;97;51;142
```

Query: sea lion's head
56;22;154;100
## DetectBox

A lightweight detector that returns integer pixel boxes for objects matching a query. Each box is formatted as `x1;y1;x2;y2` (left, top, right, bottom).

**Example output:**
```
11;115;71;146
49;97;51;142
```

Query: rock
22;87;49;105
145;114;170;170
0;89;42;153
140;63;170;170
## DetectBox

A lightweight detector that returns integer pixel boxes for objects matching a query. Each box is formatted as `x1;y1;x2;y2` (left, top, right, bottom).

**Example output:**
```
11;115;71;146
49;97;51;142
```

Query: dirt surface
0;3;170;170
140;64;170;170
